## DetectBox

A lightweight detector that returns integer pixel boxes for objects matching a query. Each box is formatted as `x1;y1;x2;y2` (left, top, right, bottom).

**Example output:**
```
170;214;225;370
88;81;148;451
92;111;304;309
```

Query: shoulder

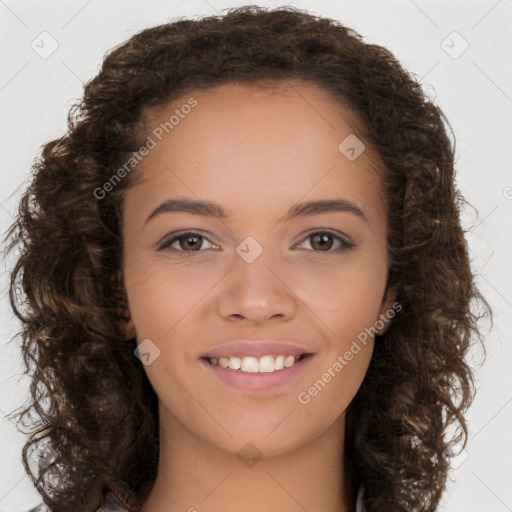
24;484;138;512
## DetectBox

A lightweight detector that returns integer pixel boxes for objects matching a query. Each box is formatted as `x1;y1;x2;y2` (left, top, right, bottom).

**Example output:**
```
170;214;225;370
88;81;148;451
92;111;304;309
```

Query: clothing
356;483;366;512
97;483;367;511
96;490;131;512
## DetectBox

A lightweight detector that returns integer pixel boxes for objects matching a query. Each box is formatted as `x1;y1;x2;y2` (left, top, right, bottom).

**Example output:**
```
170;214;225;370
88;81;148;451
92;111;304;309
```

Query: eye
157;229;354;255
295;230;354;253
157;231;218;253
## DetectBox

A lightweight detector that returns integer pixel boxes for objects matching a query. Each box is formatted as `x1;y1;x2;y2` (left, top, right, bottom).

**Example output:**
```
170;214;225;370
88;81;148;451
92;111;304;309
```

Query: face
121;80;395;457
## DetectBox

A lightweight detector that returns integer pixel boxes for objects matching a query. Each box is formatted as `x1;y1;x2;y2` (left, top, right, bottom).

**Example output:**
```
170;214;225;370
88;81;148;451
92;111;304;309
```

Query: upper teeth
209;355;300;373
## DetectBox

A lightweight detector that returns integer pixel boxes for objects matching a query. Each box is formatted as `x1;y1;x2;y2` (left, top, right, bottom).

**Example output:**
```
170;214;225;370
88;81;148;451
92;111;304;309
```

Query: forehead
129;79;387;224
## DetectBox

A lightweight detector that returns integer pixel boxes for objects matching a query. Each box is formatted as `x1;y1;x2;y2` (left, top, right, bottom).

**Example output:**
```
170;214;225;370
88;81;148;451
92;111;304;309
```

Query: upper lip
201;340;315;359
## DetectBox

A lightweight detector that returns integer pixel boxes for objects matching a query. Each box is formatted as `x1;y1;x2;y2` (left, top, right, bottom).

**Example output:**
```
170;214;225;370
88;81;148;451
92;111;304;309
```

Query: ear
376;283;399;336
114;268;137;341
123;316;137;340
117;302;136;340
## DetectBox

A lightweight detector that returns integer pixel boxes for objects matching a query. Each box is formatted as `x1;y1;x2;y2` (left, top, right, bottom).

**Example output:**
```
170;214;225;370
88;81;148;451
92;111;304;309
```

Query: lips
200;340;314;359
198;340;315;390
203;353;312;373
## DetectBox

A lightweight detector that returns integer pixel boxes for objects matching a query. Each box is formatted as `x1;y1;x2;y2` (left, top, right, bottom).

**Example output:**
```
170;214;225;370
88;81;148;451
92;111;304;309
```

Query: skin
121;79;396;512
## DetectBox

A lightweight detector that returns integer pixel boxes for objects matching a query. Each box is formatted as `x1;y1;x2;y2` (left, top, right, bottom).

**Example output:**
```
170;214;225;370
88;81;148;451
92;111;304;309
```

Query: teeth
258;355;274;373
209;354;303;373
241;356;259;373
228;356;241;370
284;355;295;368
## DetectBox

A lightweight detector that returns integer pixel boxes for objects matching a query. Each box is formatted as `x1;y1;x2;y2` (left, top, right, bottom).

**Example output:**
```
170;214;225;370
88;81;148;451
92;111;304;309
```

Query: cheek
122;248;382;452
297;342;373;427
292;265;380;418
326;278;384;344
124;256;219;340
288;254;387;337
125;246;386;344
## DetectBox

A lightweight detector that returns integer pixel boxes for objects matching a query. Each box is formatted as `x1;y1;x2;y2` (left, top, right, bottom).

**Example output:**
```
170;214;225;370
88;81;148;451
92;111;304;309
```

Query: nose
216;247;298;325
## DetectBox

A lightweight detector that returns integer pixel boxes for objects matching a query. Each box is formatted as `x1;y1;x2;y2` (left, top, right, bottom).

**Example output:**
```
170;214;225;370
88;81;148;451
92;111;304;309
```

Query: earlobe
123;317;137;340
115;269;136;340
118;302;136;340
381;282;397;311
377;283;398;336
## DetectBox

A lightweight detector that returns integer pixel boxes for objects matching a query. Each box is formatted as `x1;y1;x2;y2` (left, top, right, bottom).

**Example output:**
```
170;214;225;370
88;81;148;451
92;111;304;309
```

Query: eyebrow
145;197;370;225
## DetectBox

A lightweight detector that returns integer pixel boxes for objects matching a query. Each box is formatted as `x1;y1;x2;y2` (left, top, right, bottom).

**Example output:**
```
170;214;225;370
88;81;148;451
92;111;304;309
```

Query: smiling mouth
201;353;312;373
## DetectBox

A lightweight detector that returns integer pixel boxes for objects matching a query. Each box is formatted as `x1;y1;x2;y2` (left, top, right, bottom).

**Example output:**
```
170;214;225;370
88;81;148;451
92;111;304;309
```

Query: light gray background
1;0;511;510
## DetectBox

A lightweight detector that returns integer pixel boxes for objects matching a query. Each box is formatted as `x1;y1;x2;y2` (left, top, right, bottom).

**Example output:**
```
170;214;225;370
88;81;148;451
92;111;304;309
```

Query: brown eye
295;230;354;253
309;233;334;251
158;231;217;253
178;234;203;251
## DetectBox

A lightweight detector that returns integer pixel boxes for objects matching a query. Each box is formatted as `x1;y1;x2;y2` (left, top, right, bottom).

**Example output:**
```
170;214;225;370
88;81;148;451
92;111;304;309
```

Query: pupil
314;234;332;250
184;235;200;250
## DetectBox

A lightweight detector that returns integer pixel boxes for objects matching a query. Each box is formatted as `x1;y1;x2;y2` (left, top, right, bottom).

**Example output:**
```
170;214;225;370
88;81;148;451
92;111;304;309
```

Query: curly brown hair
3;5;492;512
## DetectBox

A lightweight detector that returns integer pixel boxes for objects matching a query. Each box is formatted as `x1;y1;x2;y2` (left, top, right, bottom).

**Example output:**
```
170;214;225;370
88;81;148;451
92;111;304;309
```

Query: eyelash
157;230;355;255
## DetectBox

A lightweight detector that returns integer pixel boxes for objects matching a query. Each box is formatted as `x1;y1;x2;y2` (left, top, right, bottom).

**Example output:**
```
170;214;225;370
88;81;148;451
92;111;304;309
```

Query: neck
141;405;353;512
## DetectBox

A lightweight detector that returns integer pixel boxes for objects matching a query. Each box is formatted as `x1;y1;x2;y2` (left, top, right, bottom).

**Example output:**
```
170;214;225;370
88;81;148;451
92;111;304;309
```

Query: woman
5;5;491;512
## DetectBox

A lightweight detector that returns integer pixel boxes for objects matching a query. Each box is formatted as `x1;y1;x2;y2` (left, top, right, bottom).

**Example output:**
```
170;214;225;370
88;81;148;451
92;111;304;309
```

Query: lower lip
199;355;314;391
